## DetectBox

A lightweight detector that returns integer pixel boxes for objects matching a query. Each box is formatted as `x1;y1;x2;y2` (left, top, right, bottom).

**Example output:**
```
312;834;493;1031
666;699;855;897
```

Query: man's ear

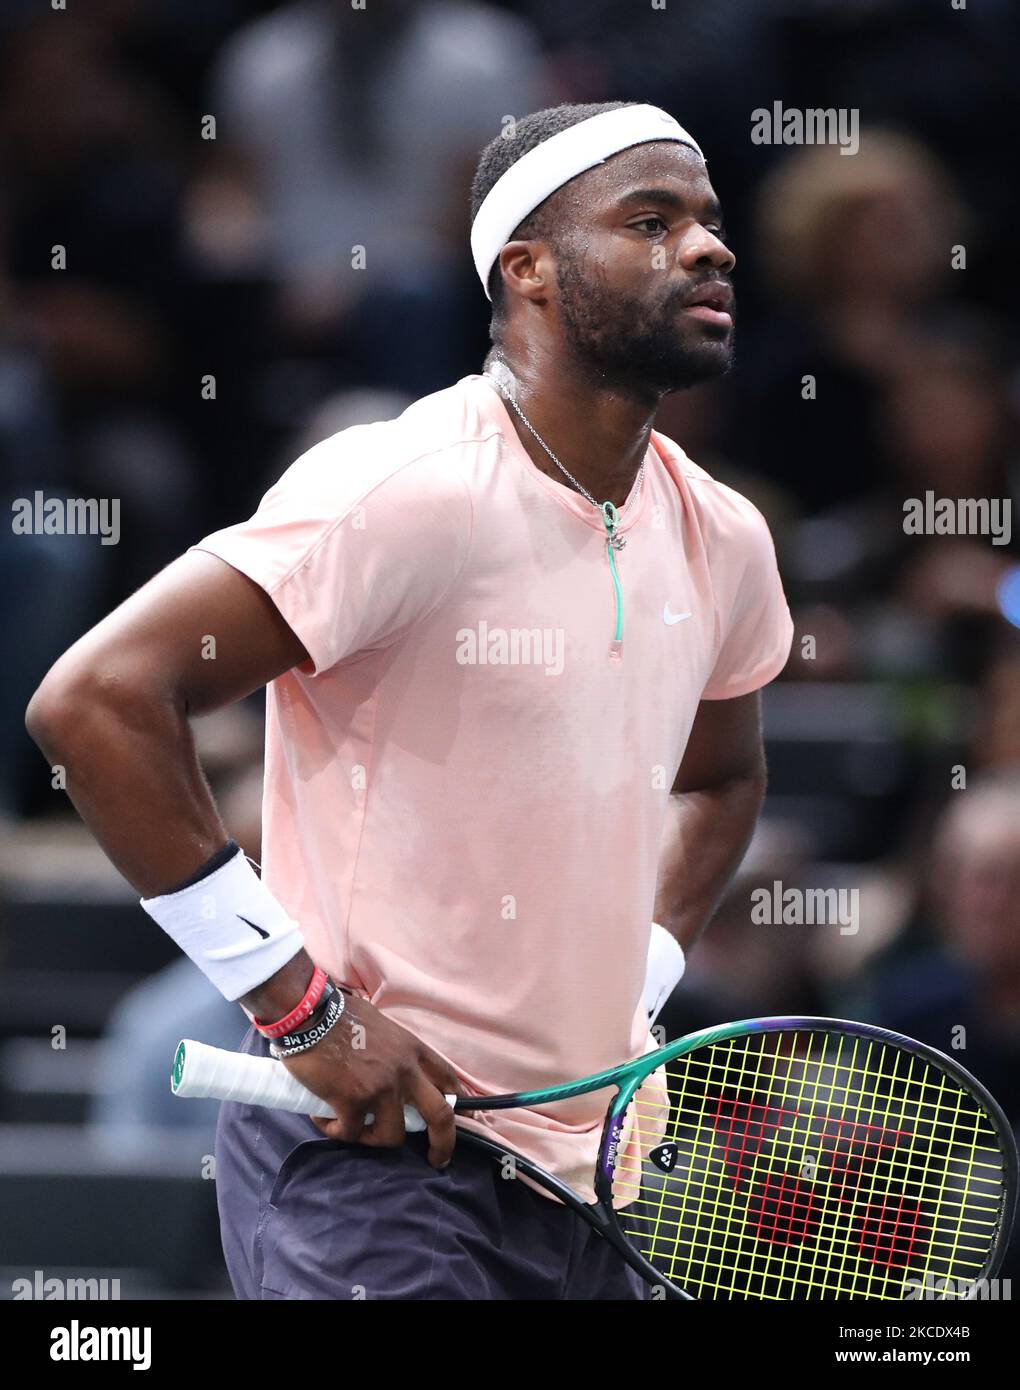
497;240;551;308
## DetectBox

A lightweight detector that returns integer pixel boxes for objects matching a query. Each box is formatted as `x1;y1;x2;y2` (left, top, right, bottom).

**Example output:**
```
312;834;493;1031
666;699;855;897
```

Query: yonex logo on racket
606;1118;624;1168
649;1142;680;1173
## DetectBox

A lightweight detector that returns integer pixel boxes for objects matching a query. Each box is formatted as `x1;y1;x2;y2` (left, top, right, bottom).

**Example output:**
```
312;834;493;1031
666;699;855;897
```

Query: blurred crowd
1;0;1018;1285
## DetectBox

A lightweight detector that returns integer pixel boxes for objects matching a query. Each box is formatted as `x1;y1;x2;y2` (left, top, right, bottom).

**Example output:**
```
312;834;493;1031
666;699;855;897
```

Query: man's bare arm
24;549;317;1018
654;690;767;952
26;550;308;893
25;549;460;1163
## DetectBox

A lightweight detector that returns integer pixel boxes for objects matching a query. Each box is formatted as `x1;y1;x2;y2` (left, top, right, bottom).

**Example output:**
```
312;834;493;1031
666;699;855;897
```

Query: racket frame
457;1016;1018;1301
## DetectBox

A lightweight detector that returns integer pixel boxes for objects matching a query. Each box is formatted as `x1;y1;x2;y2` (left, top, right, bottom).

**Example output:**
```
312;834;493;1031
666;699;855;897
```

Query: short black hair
470;100;637;342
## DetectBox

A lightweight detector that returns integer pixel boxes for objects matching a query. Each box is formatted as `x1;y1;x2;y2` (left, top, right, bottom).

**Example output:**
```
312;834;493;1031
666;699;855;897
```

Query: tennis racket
172;1017;1017;1300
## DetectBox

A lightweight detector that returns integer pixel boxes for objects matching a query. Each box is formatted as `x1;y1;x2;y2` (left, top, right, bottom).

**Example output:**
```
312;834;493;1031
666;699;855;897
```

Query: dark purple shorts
215;1027;648;1300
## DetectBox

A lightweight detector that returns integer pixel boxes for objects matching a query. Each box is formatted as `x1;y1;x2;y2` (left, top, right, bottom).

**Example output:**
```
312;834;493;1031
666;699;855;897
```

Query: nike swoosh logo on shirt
663;603;693;625
237;914;270;940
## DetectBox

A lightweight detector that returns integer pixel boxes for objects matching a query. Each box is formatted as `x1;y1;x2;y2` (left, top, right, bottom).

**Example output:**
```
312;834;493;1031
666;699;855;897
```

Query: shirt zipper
600;501;625;646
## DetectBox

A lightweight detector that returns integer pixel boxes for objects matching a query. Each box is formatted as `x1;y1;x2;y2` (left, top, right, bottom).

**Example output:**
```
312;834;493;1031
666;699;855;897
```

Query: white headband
471;104;705;299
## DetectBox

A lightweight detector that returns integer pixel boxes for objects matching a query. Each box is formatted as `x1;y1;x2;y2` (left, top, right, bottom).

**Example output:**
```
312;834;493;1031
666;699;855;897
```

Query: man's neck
485;345;662;510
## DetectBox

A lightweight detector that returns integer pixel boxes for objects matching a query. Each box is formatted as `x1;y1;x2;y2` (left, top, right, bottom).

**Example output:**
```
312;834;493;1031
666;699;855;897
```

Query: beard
554;247;735;398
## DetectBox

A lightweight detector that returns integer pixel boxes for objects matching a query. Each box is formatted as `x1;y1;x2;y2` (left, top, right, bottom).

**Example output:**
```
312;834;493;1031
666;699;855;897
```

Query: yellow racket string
615;1038;997;1296
611;1029;1007;1299
616;1050;995;1296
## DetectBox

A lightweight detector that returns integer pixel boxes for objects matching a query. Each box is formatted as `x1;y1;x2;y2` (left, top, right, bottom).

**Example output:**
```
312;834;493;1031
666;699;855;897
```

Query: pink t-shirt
193;372;793;1199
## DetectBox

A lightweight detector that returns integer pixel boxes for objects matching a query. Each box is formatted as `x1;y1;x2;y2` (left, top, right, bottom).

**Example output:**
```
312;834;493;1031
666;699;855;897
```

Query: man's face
546;143;736;397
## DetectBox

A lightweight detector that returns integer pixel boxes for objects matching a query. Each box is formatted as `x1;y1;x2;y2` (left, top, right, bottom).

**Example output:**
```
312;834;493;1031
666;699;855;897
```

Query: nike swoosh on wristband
663;603;692;625
237;914;270;939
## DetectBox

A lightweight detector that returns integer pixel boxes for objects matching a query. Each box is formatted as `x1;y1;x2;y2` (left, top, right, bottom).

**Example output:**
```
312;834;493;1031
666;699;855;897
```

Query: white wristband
140;848;304;1001
643;922;686;1023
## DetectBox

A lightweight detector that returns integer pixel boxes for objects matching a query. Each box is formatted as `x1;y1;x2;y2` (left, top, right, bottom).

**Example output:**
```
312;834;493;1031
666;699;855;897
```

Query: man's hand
280;992;461;1170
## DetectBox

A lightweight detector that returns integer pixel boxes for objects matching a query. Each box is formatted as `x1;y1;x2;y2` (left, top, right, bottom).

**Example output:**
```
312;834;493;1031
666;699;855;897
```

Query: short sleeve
699;482;794;700
190;427;473;676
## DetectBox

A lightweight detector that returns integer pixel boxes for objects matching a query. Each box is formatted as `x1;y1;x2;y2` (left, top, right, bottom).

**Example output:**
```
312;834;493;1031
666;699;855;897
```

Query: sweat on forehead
556;142;713;212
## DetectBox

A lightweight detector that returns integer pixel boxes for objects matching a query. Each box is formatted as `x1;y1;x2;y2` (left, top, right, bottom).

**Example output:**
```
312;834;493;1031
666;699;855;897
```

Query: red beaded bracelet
253;965;329;1039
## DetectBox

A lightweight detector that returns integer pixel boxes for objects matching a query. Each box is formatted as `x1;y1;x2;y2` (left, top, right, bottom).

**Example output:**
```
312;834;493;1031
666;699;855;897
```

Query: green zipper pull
600;501;625;644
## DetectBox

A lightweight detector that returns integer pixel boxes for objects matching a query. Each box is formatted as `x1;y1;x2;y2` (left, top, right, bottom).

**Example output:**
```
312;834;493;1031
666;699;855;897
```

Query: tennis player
26;101;793;1299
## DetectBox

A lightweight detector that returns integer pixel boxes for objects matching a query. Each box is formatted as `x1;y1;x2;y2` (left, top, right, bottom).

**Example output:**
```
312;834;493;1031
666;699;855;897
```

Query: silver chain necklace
491;377;645;551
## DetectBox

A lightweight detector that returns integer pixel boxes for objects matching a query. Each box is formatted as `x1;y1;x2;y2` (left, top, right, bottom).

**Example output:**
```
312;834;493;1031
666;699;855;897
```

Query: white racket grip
171;1039;455;1131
